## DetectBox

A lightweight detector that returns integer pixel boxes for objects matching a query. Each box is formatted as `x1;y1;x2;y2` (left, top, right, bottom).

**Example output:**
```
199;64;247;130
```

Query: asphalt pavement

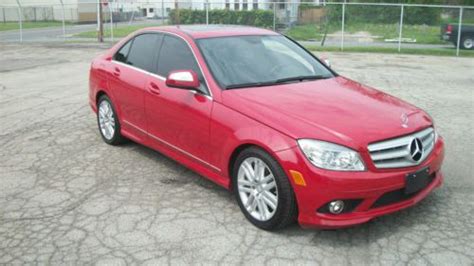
0;43;473;265
0;22;454;51
0;20;162;43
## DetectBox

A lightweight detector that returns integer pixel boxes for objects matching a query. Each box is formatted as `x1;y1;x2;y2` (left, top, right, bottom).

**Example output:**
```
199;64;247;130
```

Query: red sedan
89;25;445;230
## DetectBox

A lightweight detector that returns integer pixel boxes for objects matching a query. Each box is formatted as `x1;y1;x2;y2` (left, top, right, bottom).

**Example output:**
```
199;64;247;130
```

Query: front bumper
276;137;445;229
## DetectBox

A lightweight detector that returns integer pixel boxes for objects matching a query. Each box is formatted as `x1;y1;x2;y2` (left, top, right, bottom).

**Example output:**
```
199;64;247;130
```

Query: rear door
145;34;215;170
108;33;162;141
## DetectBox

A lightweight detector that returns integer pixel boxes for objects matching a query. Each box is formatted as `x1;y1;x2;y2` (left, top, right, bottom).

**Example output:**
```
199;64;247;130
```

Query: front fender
210;102;296;179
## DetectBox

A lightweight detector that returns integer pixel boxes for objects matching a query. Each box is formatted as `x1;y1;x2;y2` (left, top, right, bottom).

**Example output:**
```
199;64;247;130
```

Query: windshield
196;35;334;89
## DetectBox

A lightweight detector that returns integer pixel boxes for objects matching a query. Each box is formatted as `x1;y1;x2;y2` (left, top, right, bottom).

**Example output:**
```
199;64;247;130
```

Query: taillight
446;24;452;34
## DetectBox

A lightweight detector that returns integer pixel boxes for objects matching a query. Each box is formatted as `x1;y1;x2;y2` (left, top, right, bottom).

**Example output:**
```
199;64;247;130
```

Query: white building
0;0;323;23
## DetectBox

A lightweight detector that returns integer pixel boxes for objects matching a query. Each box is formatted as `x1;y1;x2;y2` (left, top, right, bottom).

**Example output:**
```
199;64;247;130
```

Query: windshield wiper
225;75;329;90
225;81;277;90
275;75;328;84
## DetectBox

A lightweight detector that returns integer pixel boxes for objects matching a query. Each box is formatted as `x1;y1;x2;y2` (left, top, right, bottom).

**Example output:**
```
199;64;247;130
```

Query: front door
145;34;214;169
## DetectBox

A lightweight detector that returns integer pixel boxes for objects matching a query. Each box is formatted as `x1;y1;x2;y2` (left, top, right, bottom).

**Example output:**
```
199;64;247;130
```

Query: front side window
197;35;334;89
157;35;208;93
125;33;162;73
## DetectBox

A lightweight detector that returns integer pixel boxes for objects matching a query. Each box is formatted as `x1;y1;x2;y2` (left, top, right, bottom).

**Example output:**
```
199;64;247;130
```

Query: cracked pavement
0;43;473;265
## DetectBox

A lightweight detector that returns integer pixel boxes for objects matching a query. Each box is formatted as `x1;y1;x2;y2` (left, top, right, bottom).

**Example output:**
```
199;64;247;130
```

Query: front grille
368;127;435;169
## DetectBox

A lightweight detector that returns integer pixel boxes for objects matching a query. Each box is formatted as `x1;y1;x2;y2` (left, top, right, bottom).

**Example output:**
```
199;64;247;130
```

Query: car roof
141;25;279;39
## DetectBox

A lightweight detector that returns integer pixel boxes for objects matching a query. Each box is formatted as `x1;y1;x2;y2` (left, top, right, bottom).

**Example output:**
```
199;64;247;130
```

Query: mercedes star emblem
409;138;423;162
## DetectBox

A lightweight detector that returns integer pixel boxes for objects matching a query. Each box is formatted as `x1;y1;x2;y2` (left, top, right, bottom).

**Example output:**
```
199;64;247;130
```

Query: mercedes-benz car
89;25;445;230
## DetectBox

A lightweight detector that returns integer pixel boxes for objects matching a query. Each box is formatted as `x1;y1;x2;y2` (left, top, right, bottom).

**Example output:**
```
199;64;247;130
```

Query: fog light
328;200;344;214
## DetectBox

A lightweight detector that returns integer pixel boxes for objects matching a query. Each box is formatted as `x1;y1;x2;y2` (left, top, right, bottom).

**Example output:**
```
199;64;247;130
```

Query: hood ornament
401;113;409;128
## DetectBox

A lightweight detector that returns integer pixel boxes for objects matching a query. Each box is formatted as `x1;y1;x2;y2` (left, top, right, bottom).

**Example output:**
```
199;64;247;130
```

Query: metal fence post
161;0;165;25
273;2;276;31
109;4;113;41
97;0;104;42
398;4;404;52
206;0;209;25
16;0;23;43
341;3;345;51
59;0;66;41
456;7;463;56
129;10;135;25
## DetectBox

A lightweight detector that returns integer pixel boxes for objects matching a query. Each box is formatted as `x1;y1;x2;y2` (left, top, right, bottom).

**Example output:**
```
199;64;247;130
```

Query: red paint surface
89;26;445;228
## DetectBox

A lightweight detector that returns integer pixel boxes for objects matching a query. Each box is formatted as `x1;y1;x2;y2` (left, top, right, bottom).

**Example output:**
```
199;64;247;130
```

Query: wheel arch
95;88;122;118
96;90;108;104
227;141;288;191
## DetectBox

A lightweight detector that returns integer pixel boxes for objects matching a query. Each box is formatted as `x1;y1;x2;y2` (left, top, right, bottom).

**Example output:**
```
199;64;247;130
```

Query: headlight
297;139;366;171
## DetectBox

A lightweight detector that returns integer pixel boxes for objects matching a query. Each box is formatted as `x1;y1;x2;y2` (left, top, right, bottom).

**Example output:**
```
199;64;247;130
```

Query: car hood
221;76;432;150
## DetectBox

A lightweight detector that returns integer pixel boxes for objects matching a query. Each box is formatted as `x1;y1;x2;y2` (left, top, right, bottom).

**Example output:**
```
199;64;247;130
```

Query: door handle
113;67;121;77
149;82;161;95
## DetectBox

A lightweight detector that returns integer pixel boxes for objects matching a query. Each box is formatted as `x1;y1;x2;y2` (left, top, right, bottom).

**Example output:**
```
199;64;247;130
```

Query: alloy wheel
237;157;278;221
98;100;115;140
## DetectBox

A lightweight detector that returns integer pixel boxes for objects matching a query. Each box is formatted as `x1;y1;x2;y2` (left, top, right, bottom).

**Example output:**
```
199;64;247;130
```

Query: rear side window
125;34;162;72
114;40;131;63
157;35;201;77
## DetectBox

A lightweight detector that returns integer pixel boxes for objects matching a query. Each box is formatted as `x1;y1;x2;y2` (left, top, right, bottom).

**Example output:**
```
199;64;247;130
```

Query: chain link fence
1;1;473;56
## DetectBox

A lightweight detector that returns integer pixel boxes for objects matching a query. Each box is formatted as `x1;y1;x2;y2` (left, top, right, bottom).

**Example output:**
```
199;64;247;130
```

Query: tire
232;147;297;230
461;35;473;50
96;95;127;145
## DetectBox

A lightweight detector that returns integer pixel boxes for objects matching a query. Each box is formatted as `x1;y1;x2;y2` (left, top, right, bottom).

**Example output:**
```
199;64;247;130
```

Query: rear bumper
442;34;452;41
276;137;445;229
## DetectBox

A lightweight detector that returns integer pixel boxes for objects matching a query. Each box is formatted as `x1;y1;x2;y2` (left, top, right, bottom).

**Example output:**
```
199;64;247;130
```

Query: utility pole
16;0;23;43
97;0;104;42
59;0;66;41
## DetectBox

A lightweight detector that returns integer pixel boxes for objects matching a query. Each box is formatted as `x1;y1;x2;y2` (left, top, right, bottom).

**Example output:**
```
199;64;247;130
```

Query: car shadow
115;139;445;245
116;139;229;192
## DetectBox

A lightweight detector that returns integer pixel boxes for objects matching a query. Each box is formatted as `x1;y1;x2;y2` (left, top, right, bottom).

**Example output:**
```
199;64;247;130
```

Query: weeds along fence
0;1;473;56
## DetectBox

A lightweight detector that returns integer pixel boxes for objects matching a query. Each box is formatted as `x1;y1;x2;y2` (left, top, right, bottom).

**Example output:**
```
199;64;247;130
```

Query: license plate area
405;167;430;194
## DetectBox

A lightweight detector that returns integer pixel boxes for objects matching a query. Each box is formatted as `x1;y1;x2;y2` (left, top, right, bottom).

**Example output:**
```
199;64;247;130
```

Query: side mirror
166;70;200;90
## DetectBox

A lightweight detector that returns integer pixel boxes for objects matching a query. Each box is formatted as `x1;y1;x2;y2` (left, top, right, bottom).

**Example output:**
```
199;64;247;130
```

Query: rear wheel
461;35;473;50
97;95;126;145
232;147;297;230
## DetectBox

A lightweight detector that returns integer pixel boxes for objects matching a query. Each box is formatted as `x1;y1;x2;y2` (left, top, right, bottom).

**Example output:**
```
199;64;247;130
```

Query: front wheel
232;147;297;230
97;95;126;145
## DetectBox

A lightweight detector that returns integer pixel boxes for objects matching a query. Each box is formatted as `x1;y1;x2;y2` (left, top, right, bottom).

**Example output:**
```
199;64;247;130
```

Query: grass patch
286;24;322;41
0;21;71;31
287;23;445;44
71;23;473;58
305;45;474;57
75;24;160;38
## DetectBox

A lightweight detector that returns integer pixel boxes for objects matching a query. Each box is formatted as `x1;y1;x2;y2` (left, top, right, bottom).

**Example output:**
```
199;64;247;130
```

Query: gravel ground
0;43;473;265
